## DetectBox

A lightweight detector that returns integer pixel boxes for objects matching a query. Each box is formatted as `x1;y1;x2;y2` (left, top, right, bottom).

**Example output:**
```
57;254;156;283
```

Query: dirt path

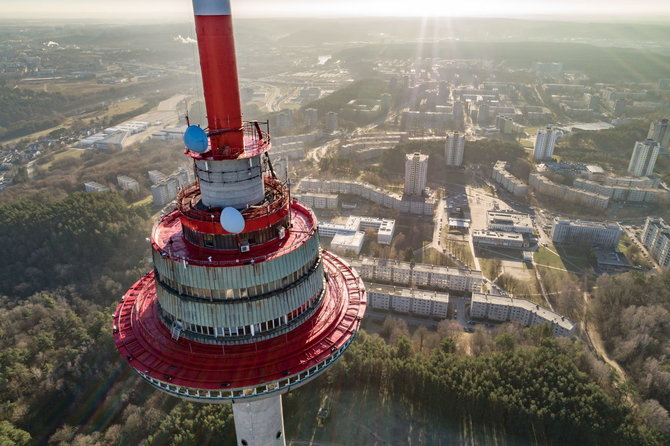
581;291;632;405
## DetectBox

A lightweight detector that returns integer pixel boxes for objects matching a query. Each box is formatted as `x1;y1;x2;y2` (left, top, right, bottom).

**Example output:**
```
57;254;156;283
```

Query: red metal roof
152;201;317;267
113;250;366;391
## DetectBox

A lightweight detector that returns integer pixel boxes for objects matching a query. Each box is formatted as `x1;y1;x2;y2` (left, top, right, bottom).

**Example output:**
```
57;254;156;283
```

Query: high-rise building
276;109;293;131
304;108;318;128
113;2;366;446
533;127;559;161
628;139;660;177
648;119;670;149
326;112;339;133
453;100;464;119
641;217;670;268
404;152;429;196
445;131;465;167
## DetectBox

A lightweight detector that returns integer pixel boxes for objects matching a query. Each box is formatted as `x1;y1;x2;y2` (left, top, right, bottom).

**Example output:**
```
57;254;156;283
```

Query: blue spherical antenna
184;125;209;153
220;207;246;234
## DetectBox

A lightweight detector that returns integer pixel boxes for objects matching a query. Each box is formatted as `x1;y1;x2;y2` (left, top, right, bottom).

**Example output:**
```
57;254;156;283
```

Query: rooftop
366;282;449;304
472;292;575;331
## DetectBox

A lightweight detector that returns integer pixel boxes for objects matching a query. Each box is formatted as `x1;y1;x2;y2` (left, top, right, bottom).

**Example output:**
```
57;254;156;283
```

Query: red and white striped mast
112;1;366;445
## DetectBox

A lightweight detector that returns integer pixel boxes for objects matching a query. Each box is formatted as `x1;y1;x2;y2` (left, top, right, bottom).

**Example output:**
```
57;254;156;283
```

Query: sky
2;0;670;22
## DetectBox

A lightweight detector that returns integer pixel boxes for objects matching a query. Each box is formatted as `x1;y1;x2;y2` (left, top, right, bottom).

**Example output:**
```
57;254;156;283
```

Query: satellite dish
184;125;209;153
220;207;245;234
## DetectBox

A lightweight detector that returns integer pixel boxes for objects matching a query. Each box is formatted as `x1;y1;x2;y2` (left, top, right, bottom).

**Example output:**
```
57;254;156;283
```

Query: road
306;111;399;165
306;138;341;164
621;224;661;271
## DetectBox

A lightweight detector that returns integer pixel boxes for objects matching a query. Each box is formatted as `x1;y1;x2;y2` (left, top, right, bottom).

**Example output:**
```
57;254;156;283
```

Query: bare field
16;78;133;96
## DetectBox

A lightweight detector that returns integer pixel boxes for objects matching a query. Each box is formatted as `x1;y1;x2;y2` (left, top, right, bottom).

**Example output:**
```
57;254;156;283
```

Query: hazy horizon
2;0;670;23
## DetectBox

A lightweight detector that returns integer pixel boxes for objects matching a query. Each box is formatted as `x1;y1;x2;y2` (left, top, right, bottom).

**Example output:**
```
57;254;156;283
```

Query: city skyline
2;0;670;22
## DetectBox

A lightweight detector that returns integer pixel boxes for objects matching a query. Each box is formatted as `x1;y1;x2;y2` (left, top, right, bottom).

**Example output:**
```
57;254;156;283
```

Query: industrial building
550;218;622;248
93;131;129;150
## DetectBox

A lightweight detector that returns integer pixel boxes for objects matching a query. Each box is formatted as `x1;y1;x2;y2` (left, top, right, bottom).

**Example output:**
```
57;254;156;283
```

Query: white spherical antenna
220;207;245;234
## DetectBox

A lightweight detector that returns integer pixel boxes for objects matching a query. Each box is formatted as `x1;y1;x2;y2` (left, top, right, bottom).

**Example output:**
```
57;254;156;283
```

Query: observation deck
113;250;366;402
152;200;316;267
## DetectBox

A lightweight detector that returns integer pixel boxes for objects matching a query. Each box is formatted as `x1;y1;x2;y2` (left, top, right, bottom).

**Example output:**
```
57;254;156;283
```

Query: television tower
112;1;367;445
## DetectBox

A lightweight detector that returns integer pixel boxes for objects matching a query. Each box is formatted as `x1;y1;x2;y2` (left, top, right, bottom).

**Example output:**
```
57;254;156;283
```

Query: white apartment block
84;181;110;193
445;131;465;167
533;127;559;161
487;211;533;234
641;217;670;268
573;178;670;204
492;161;528;196
150;167;193;206
271;130;321;150
295;192;339;209
148;170;168;185
298;178;436;215
367;284;449;319
648;119;670;149
151;182;171;206
117;175;140;193
529;173;609;210
470;293;575;337
348;257;484;293
404;152;429;196
628;139;660;177
550;218;622;248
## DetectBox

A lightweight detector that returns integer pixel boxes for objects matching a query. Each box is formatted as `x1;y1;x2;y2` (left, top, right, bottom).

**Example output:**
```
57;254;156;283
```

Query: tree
440;337;457;354
395;335;414;359
0;420;31;446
